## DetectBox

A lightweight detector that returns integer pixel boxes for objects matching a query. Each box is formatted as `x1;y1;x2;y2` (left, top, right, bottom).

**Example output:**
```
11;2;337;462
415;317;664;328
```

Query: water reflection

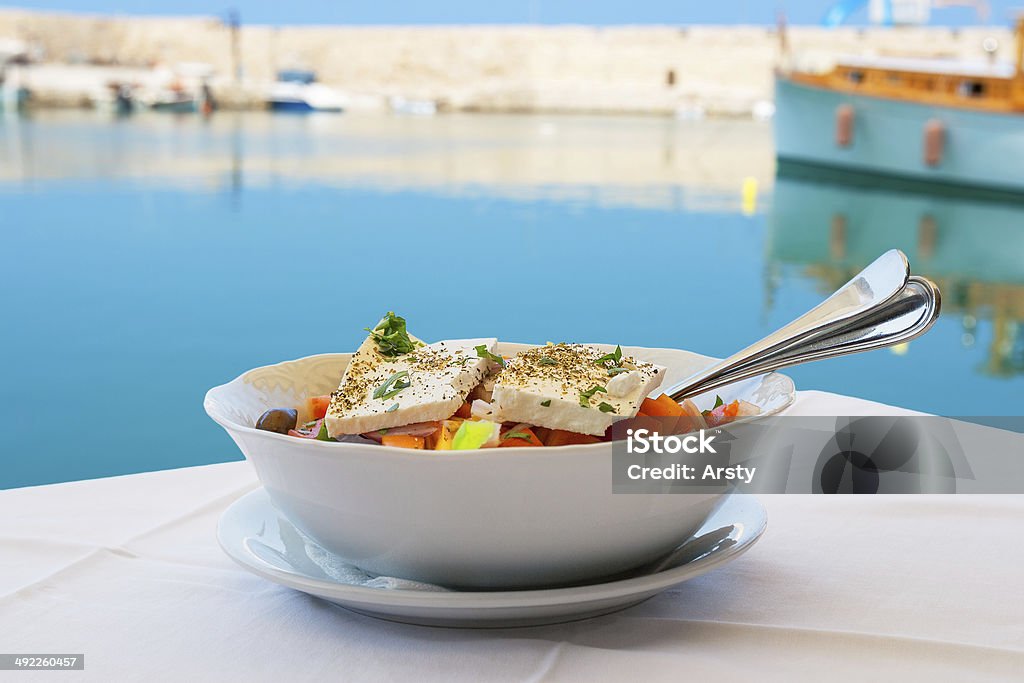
769;171;1024;378
0;110;773;214
3;111;1020;487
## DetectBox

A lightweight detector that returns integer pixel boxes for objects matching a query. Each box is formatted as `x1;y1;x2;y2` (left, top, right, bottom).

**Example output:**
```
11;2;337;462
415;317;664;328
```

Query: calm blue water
2;112;1022;488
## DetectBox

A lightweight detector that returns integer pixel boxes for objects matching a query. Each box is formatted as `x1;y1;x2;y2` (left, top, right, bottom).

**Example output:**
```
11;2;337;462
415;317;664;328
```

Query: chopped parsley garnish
594;345;623;367
597;402;616;413
579;384;607;407
538;356;558;366
540;399;551;407
365;312;420;357
373;370;411;401
502;430;532;441
385;403;399;413
475;345;506;367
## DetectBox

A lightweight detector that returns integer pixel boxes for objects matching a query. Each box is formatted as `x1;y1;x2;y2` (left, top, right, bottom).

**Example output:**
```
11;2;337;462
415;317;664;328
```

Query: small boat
774;17;1024;194
267;70;346;113
93;82;135;116
148;89;197;113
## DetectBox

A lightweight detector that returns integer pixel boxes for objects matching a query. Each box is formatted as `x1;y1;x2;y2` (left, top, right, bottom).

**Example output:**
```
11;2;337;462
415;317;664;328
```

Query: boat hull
774;75;1024;193
267;99;343;113
150;99;196;113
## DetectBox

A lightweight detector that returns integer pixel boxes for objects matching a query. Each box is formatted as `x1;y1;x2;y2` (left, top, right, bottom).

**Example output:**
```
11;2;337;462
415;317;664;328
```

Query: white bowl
204;343;794;589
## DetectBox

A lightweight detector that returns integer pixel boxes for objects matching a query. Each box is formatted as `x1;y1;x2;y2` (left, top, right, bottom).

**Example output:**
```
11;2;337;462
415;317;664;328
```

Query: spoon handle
664;251;939;402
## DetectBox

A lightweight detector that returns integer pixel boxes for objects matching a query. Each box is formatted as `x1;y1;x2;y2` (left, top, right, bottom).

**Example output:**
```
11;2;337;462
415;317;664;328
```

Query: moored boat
267;70;346;113
775;18;1024;193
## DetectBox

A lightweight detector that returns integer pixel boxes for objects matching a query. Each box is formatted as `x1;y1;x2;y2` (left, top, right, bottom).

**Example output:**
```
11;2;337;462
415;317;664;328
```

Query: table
3;391;1022;682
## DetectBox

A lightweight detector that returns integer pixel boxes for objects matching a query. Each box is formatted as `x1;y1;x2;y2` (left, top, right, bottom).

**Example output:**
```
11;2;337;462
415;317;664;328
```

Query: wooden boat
775;18;1024;194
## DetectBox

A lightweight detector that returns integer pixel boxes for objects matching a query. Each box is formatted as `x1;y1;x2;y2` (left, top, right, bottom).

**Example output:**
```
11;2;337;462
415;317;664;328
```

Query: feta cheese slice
325;336;497;436
491;343;667;436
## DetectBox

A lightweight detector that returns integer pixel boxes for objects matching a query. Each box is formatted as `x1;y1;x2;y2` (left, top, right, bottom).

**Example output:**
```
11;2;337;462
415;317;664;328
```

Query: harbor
1;8;1019;116
4;2;1024;680
3;3;1023;489
2;109;1021;487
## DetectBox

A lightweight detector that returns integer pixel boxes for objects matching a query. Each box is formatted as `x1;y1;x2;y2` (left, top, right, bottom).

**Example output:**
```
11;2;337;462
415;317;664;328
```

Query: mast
1015;16;1024;110
1016;17;1024;81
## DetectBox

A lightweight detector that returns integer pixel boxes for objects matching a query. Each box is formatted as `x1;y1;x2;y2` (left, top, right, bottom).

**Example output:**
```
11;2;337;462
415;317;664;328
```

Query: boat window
847;70;865;84
958;80;986;97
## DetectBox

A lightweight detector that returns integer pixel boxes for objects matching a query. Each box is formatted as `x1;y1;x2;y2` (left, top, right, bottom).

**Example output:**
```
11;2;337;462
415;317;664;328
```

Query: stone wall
0;9;1014;114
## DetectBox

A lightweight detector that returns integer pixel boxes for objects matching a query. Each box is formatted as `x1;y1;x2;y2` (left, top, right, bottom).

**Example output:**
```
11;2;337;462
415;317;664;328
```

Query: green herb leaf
475;345;506;368
597;402;616;413
540;399;551;407
594;345;623;367
365;312;419;357
373;370;411;401
315;421;332;441
386;403;399;413
714;395;725;409
579;384;607;407
502;431;532;441
538;356;558;366
607;366;631;376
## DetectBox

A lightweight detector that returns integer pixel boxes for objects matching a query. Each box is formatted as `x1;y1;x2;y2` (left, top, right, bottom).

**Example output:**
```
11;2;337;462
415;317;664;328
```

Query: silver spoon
666;250;941;401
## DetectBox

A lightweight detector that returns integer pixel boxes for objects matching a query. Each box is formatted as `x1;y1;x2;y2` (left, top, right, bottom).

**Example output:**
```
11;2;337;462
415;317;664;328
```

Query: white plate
218;489;768;628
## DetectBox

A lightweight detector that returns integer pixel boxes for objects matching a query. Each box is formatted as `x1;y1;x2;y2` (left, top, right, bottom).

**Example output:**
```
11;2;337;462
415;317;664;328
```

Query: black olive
255;408;298;434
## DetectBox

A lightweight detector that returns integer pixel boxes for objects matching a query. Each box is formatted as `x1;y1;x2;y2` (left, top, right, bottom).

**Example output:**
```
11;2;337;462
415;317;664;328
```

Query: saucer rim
218;488;767;611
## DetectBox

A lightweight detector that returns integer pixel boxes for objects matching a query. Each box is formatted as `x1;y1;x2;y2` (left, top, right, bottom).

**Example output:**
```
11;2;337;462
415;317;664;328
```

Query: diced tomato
638;395;685;433
381;434;426;449
650;394;686;416
545;429;602;447
305;396;331;420
499;425;543;447
724;400;740;418
455;401;472;419
531;426;552;445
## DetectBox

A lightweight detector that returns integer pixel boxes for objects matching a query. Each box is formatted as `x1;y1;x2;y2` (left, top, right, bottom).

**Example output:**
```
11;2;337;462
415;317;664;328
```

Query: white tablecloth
2;391;1022;682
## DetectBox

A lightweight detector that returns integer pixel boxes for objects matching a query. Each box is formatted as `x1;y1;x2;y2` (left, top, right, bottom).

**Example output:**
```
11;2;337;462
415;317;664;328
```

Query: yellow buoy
741;177;758;216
